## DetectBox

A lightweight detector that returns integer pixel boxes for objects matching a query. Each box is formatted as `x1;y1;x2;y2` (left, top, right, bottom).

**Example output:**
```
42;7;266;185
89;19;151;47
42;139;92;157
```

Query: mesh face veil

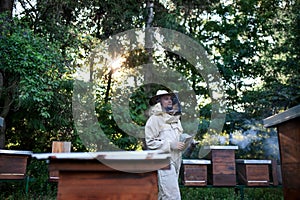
171;93;182;115
158;93;181;115
149;90;182;115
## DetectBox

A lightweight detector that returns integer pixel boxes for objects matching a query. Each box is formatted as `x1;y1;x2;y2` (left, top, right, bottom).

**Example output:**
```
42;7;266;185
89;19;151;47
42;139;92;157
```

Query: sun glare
110;57;126;71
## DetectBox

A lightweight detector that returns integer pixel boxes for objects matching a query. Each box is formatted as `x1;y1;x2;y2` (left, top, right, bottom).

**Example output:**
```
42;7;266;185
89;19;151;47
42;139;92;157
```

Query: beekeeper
145;90;185;200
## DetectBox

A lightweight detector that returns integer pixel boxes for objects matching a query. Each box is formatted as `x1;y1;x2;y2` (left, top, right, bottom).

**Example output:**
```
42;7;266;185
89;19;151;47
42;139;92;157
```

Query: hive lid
182;159;211;164
0;149;32;155
32;150;170;160
203;145;238;150
236;159;271;164
263;104;300;128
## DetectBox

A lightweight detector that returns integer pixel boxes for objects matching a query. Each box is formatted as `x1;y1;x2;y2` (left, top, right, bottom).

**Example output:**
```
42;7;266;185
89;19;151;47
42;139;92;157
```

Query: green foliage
0;159;57;199
0;15;77;151
0;17;65;118
0;0;293;198
2;0;299;158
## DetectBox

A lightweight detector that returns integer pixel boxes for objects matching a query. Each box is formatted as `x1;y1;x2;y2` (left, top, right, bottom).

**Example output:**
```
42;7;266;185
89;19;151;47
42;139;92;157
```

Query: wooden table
33;151;170;200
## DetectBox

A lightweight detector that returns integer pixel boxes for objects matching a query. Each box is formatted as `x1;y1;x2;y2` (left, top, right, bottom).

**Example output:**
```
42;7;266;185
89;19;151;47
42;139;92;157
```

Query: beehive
205;146;238;186
264;105;300;199
0;150;32;180
236;159;271;186
181;159;211;186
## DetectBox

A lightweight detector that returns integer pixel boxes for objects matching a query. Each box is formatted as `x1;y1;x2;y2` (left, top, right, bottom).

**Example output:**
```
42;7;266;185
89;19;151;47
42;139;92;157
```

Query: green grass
0;180;57;200
180;187;284;200
0;182;284;200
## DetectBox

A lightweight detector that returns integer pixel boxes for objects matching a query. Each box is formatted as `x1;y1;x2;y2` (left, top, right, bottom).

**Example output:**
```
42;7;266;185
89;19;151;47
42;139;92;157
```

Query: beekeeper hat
149;90;176;106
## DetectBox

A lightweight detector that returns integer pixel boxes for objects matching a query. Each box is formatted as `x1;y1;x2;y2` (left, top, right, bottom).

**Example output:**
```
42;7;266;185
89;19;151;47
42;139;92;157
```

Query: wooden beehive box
236;159;271;186
0;150;32;180
264;104;300;199
181;159;211;186
205;146;238;186
33;151;171;200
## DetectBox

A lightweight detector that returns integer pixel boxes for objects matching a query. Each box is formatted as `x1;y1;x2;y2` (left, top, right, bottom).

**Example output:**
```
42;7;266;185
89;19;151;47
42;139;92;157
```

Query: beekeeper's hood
149;90;182;115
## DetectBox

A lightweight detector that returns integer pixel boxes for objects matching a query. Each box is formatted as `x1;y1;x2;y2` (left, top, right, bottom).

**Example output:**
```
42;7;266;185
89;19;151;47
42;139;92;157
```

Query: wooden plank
50;141;71;182
49;158;170;173
246;165;269;186
236;164;247;185
264;106;300;199
210;174;236;186
208;164;236;186
57;170;158;200
263;105;300;128
236;163;270;186
282;163;300;200
212;163;236;175
278;119;300;164
281;163;300;187
209;150;235;163
277;119;300;199
52;141;71;153
245;165;269;179
270;159;279;186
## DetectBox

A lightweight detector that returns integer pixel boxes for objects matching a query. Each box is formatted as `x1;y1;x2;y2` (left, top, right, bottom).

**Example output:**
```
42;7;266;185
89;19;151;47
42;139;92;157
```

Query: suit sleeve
145;116;171;153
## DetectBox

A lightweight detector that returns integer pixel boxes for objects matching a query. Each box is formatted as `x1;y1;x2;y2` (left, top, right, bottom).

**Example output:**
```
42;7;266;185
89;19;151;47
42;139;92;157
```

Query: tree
2;0;299;155
0;16;76;150
0;0;14;148
0;0;13;15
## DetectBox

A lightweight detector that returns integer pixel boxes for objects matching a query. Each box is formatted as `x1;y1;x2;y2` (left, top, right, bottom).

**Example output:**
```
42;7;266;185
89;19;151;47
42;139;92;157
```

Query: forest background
0;0;299;165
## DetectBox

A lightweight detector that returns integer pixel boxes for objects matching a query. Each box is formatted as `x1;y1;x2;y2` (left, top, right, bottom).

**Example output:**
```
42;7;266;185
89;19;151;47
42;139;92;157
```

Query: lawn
0;181;284;200
181;187;283;200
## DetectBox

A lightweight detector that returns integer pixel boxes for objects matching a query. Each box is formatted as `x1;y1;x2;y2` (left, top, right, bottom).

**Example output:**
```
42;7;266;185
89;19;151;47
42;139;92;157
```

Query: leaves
1;0;299;154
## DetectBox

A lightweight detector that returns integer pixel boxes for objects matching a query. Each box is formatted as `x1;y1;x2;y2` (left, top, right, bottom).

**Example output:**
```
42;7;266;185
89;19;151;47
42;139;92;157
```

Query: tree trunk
0;121;6;148
0;72;6;148
0;0;14;16
0;0;14;148
144;0;154;95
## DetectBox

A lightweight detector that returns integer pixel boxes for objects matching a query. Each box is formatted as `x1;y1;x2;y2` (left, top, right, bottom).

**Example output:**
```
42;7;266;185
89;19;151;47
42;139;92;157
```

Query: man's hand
171;142;185;151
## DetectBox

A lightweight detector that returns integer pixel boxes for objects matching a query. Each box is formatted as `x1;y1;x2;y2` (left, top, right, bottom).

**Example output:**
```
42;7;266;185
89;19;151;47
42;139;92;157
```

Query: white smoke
263;135;280;160
229;129;261;150
218;136;227;145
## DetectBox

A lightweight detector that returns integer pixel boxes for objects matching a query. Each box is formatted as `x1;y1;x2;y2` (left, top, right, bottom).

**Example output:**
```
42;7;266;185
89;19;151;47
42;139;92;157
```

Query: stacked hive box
0;150;32;180
236;159;272;186
205;146;238;186
33;151;171;200
181;159;211;186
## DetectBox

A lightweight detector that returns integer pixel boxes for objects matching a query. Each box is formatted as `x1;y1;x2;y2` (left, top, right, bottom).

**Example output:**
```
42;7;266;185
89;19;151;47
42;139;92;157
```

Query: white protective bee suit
145;103;183;200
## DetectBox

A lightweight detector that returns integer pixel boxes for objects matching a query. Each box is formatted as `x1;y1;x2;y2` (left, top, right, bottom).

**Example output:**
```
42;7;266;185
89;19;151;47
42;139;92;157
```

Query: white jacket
145;103;183;200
